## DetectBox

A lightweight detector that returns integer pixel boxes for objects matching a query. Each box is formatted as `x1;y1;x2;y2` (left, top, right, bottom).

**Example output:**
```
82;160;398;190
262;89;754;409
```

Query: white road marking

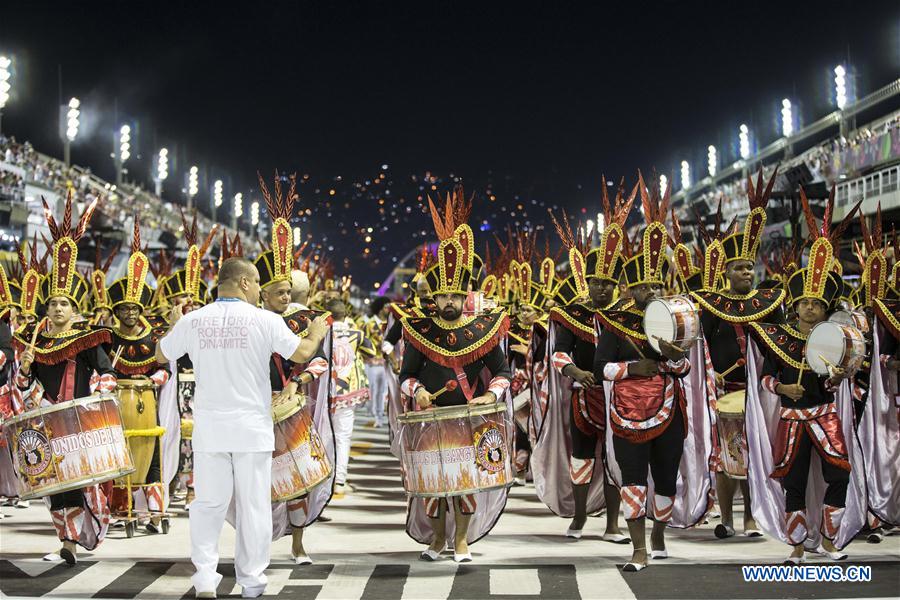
315;563;375;599
576;563;637;599
489;567;541;595
134;562;195;599
46;561;135;597
401;562;456;599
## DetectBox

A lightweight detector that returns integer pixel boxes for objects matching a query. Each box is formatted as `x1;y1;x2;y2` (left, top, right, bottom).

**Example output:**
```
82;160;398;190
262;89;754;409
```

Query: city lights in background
658;174;668;196
119;125;131;162
739;124;751;159
213;179;223;207
834;64;847;109
707;145;717;177
680;160;691;190
781;99;794;137
65;98;80;141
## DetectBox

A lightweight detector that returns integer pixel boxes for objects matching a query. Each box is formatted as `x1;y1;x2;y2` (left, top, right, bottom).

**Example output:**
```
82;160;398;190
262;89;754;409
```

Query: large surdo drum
643;295;701;353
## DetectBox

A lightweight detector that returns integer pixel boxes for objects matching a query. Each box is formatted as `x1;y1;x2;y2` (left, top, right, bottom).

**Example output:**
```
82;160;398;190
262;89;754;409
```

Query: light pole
232;192;243;231
213;179;223;223
61;97;80;167
187;165;199;210
155;148;169;196
0;56;11;135
707;145;717;177
115;124;131;185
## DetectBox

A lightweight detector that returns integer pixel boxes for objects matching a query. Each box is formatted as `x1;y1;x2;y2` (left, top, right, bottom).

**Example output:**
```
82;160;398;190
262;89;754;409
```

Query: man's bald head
219;257;257;284
217;257;261;305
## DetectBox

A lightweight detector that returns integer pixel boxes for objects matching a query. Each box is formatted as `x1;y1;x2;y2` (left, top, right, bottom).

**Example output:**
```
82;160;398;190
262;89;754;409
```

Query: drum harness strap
452;366;476;402
55;359;77;404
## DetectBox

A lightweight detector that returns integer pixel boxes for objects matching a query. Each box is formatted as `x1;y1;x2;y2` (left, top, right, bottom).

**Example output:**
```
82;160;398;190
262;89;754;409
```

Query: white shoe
15;499;30;508
292;554;313;565
565;528;583;539
622;561;647;572
650;549;668;559
453;552;473;563
744;529;763;538
601;533;631;544
783;554;805;565
513;477;526;486
419;548;442;561
42;553;63;562
816;544;847;561
241;585;265;598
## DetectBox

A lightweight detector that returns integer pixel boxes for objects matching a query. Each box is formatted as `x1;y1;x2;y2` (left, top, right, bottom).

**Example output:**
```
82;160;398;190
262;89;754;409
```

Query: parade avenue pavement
2;415;898;599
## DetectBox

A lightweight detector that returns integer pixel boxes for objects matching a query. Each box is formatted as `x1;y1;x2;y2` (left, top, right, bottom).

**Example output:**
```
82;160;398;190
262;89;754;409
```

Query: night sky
2;1;898;289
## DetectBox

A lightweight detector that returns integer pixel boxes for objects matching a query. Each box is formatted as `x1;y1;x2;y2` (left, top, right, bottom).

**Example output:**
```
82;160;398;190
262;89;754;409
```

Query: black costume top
751;322;834;409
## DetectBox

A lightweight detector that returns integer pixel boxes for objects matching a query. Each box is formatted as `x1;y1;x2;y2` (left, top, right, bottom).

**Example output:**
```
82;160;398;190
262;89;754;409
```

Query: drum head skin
643;300;676;353
717;391;746;414
805;322;847;376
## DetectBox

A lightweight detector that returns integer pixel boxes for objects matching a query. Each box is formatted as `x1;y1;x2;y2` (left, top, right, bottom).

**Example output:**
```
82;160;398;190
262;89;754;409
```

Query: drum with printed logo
177;371;195;440
643;295;701;353
805;321;866;376
3;395;134;500
397;401;513;497
829;309;870;337
715;391;748;479
271;396;332;502
116;379;159;484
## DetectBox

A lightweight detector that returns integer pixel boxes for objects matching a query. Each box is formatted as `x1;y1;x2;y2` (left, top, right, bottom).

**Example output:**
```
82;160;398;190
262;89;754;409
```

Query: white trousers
332;406;355;485
190;451;272;593
364;364;386;419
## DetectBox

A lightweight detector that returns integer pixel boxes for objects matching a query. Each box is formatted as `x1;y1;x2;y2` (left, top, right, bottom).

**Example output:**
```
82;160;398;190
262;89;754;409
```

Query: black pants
515;424;531;454
49;490;83;510
612;404;684;496
781;428;849;512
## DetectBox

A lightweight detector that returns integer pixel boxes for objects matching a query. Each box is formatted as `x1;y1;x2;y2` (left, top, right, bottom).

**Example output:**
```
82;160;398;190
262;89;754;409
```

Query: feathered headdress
585;177;637;283
107;216;154;309
428;186;475;295
721;167;778;265
254;170;297;289
88;238;121;312
620;171;670;288
39;190;100;306
162;209;218;302
548;209;589;305
856;203;886;307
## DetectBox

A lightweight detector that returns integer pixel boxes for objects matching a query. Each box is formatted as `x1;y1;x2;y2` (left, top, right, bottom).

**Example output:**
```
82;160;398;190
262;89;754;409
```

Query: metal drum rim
397;401;508;424
4;393;119;425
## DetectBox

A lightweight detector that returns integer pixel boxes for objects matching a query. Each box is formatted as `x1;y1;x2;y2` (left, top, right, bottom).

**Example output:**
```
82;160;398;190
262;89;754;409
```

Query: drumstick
795;360;806;385
110;345;125;370
430;379;458;400
28;317;46;352
719;358;746;379
626;336;646;359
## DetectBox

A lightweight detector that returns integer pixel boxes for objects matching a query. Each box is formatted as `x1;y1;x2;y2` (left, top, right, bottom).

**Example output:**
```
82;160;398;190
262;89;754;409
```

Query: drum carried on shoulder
643;295;701;353
2;395;134;500
397;401;514;497
271;395;332;502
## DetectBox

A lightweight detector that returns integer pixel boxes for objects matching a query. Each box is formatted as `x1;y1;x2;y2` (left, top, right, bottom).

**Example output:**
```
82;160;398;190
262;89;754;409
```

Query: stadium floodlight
293;226;302;245
680;160;691;190
781;99;794;137
707;145;717;177
187;165;199;209
157;148;169;181
0;55;11;133
213;179;223;207
232;192;243;230
659;174;668;196
596;212;605;234
834;65;847;110
739;124;751;159
119;125;131;163
250;201;260;226
65;98;80;141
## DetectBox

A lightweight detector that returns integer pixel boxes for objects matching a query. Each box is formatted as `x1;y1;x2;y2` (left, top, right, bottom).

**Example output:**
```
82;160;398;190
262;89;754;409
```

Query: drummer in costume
104;217;172;533
0;268;20;508
593;175;706;572
161;212;217;508
858;218;900;538
13;193;117;564
746;187;862;563
536;182;635;543
399;193;511;563
690;169;785;539
254;171;334;565
87;242;119;327
506;256;550;485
